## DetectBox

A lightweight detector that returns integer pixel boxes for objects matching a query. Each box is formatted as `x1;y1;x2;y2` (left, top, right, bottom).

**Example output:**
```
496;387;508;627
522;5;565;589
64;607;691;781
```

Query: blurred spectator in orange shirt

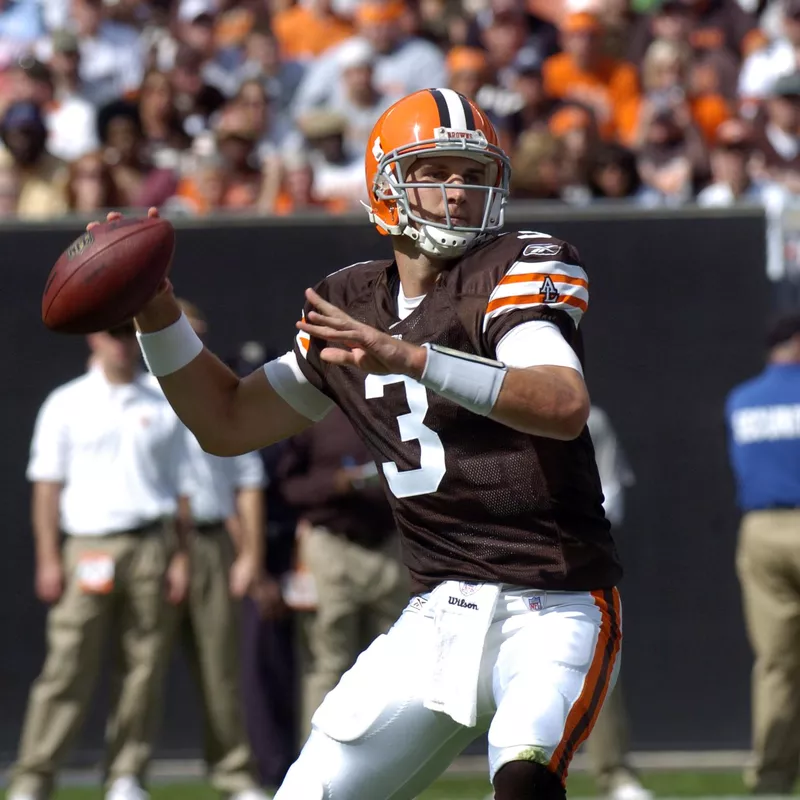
273;149;349;215
618;39;730;147
272;0;355;62
543;12;640;139
169;152;229;214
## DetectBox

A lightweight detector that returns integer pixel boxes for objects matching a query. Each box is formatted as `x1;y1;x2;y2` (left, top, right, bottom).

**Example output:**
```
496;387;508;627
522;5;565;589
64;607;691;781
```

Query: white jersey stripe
505;260;589;283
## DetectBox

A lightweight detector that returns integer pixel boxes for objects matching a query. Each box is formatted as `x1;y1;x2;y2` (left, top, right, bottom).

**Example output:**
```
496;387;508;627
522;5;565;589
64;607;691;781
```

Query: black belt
126;519;168;535
750;505;800;512
195;520;226;533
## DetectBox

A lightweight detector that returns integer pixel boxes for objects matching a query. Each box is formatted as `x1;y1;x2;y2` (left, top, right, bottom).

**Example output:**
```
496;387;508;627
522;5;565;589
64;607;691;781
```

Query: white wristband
136;313;204;377
419;344;507;416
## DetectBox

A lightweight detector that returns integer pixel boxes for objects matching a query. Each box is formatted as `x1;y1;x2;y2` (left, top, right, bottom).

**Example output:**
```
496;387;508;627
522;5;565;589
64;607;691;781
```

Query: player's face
405;156;489;229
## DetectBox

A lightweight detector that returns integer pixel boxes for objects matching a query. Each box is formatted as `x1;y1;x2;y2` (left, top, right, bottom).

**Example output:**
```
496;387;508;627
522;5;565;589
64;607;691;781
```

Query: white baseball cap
337;38;375;70
178;0;218;23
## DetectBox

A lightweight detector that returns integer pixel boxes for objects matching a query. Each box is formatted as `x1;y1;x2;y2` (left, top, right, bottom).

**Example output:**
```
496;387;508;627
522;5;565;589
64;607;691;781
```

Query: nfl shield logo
526;596;543;611
459;582;481;597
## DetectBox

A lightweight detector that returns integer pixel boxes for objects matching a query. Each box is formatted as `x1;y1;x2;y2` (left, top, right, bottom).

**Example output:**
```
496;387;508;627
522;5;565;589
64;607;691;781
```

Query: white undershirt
265;289;583;421
398;284;425;320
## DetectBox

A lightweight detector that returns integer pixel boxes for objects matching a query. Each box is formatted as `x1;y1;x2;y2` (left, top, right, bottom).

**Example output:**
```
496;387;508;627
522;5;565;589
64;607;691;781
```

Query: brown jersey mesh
292;233;622;593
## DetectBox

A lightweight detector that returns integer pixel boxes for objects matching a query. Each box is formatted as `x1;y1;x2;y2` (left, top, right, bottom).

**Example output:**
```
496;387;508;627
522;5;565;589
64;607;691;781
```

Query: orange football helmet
364;88;510;258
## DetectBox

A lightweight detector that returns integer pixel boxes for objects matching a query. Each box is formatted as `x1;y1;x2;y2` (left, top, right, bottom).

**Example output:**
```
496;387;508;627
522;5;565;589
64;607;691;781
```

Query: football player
96;87;622;800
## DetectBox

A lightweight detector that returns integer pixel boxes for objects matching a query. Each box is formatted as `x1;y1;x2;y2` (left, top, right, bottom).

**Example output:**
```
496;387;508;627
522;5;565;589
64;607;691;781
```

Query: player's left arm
297;288;589;440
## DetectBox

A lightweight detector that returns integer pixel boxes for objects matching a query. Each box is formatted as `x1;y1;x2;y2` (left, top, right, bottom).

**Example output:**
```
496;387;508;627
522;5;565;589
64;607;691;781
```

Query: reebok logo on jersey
448;596;478;610
523;243;562;257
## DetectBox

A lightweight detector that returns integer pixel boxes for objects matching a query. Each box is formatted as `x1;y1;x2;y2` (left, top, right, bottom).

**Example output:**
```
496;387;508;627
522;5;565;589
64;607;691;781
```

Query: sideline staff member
9;323;189;800
726;313;800;794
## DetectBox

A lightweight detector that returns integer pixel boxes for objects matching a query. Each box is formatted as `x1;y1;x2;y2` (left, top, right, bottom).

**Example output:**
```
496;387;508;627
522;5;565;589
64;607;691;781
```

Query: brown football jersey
292;230;622;593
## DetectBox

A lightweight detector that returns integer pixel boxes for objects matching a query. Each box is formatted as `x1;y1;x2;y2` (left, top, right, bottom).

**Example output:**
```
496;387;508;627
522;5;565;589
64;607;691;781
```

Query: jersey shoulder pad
315;259;392;305
482;230;590;329
295;259;390;359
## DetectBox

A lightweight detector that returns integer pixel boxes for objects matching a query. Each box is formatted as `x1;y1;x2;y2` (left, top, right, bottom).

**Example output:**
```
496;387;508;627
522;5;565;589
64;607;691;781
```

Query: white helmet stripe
438;88;468;129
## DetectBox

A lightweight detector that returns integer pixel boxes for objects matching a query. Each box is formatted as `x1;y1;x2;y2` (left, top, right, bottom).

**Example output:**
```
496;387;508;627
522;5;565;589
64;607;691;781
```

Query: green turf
5;770;781;799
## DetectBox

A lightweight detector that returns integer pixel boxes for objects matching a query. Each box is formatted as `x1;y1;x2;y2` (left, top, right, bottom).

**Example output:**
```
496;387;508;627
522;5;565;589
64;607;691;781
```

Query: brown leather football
42;217;175;334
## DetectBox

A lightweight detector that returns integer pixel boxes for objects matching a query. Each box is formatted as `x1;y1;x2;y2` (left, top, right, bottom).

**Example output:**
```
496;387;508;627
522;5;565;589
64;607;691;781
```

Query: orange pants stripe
548;587;622;783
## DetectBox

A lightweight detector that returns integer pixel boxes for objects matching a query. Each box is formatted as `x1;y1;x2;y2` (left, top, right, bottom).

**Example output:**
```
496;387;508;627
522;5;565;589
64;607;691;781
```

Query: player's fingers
297;319;358;340
305;288;351;319
319;347;359;367
306;310;352;329
106;211;123;222
147;207;160;218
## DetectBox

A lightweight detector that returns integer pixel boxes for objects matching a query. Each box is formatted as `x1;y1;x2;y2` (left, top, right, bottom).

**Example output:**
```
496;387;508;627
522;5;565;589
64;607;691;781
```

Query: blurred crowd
3;0;800;218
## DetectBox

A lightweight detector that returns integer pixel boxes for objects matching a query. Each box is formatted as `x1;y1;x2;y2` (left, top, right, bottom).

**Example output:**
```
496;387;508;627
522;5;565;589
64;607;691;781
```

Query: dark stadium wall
0;208;768;762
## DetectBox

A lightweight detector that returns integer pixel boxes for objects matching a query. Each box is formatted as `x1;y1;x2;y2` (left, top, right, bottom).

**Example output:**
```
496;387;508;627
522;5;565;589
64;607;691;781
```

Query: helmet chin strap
395;200;477;259
405;222;476;258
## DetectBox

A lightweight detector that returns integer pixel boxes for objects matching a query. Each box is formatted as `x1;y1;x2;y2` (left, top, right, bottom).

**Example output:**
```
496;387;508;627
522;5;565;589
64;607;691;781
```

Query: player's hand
229;552;260;598
297;288;428;378
35;557;64;604
165;550;190;605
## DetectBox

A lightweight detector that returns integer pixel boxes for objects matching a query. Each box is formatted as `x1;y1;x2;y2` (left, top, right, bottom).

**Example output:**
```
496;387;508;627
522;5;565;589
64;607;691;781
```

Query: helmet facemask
368;130;511;259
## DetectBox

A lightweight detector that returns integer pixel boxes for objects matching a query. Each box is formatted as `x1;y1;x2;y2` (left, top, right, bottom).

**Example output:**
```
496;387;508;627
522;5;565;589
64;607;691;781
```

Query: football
42;217;176;334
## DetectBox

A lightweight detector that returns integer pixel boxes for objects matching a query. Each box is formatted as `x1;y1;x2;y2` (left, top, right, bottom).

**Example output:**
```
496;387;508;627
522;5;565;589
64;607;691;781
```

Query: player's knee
493;760;566;800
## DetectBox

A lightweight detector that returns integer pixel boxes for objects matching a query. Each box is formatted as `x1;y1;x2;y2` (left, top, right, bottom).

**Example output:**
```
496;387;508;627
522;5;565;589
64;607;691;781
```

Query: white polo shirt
27;369;188;536
181;430;267;525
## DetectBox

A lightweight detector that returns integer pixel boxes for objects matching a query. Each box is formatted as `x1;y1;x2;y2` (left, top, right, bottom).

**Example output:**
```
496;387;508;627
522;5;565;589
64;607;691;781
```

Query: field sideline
3;769;797;799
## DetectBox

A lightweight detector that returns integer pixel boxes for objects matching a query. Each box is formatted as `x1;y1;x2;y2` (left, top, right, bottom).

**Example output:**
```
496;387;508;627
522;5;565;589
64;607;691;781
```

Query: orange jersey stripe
298;334;310;352
499;272;589;289
548;588;621;784
486;293;588;314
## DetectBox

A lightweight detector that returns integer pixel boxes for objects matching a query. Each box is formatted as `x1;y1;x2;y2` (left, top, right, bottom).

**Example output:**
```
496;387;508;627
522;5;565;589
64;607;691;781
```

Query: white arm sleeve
495;320;584;376
263;351;335;422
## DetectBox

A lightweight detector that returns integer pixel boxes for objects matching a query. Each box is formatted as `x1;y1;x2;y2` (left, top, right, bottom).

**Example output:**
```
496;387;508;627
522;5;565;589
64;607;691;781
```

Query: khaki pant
173;525;260;794
10;527;176;799
585;677;642;792
737;509;800;794
297;526;409;744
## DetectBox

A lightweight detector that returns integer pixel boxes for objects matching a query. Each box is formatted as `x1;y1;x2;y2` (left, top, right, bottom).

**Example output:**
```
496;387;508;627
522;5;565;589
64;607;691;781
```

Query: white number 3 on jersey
364;374;446;498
